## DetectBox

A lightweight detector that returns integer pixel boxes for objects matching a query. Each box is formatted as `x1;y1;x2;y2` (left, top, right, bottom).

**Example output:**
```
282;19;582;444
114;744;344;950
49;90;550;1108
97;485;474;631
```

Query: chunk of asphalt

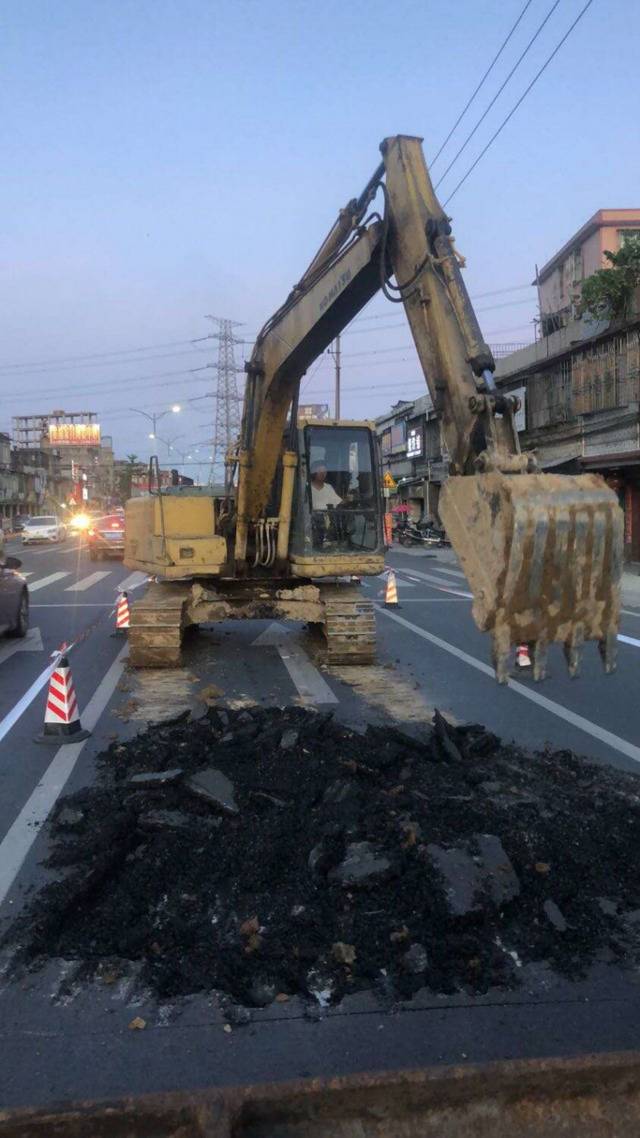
474;833;520;906
280;729;299;751
402;942;428;974
543;899;567;932
597;897;618;917
137;810;189;832
330;842;391;886
427;844;481;917
56;806;85;828
433;710;464;763
129;769;183;786
186;769;239;815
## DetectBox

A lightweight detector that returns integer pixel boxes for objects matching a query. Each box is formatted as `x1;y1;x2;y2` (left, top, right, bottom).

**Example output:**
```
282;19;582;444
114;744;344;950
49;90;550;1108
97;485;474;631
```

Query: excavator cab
290;422;383;561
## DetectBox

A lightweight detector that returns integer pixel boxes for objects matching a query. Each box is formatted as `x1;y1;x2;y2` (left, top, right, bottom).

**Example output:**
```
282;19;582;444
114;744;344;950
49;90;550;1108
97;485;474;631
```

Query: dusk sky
2;0;638;475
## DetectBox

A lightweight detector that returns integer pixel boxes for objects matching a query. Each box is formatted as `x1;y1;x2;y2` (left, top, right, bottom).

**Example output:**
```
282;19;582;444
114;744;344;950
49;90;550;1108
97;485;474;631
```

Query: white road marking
0;657;61;746
622;609;640;617
117;571;148;592
0;627;43;665
377;606;640;765
395;567;472;598
381;597;468;603
22;544;83;557
64;571;111;593
619;633;640;649
253;622;338;705
30;603;112;608
27;572;70;593
0;646;127;909
423;564;467;580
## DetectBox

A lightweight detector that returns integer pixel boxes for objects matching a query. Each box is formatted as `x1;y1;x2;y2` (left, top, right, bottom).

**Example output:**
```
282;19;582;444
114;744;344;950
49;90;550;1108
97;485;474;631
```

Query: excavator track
319;583;376;665
128;582;190;669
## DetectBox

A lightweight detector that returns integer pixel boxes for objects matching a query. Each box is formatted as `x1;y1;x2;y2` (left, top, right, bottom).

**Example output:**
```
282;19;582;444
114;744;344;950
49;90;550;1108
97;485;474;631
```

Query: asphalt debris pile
7;705;640;1009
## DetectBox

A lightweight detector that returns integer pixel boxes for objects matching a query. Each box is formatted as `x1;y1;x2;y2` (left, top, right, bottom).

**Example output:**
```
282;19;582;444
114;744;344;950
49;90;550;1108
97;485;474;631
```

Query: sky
1;0;639;478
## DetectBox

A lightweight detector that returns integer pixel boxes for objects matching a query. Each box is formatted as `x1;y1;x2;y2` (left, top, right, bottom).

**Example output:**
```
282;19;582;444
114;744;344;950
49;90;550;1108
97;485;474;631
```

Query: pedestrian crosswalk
65;571;111;593
23;569;148;596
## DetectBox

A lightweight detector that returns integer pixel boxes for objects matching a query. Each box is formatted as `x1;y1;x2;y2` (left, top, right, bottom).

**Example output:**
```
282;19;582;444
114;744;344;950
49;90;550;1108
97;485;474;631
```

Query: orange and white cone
384;569;400;607
35;654;90;744
115;591;130;632
516;644;532;668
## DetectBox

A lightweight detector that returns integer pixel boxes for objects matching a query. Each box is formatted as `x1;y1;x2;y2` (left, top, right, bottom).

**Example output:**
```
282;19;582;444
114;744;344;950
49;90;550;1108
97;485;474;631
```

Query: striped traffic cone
35;654;90;744
516;644;532;669
384;569;400;607
114;591;130;633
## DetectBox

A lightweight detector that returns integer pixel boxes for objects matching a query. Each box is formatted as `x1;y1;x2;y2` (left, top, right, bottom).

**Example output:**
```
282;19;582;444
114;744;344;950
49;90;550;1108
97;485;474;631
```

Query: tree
579;237;640;321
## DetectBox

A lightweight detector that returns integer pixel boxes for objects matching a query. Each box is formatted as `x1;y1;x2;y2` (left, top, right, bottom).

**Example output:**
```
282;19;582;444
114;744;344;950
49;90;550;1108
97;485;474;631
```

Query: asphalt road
1;537;640;1112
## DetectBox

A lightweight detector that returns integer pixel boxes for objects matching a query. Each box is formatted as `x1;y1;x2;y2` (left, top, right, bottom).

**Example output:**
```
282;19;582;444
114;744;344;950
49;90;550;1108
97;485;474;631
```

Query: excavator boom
235;134;622;681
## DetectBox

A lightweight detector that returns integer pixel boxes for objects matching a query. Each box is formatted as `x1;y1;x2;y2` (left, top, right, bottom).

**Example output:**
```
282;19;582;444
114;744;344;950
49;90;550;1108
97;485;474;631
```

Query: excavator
123;135;622;682
3;137;632;1136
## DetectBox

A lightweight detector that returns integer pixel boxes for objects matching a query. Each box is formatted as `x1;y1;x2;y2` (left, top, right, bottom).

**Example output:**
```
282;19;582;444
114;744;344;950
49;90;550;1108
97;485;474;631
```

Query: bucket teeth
491;629;511;686
531;639;548;683
598;629;618;675
439;470;624;685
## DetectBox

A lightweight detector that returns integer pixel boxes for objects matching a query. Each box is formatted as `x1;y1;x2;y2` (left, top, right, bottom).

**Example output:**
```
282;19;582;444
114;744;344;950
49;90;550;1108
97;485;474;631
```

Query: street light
129;405;182;437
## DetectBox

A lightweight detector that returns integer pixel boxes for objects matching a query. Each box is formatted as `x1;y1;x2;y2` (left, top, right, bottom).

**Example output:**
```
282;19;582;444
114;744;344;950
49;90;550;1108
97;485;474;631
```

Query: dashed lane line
64;571;111;593
0;645;128;909
377;606;640;765
27;572;70;593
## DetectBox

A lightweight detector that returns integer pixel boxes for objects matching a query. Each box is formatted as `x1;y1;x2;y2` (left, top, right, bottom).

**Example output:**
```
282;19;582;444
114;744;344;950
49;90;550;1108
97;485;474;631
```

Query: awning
581;451;640;470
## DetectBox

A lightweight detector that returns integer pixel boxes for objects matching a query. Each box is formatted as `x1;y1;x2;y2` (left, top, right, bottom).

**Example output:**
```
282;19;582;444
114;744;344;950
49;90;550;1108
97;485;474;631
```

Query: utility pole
334;332;341;420
206;316;243;484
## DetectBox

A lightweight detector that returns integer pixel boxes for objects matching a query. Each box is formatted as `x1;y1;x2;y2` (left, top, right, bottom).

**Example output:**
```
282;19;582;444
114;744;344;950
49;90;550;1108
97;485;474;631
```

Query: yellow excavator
124;135;622;683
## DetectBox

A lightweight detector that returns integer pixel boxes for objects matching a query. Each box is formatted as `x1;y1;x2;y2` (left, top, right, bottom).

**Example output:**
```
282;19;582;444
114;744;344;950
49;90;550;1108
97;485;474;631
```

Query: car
12;515;31;533
87;513;125;560
22;515;67;544
0;538;29;638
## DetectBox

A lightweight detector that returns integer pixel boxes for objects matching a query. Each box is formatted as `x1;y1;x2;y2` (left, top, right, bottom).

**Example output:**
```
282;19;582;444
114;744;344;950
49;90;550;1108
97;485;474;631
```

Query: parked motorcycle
395;518;449;548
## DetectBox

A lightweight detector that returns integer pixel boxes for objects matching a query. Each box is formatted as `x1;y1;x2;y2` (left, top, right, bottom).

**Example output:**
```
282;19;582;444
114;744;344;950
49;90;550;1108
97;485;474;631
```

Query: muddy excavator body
5;1052;640;1136
124;134;623;680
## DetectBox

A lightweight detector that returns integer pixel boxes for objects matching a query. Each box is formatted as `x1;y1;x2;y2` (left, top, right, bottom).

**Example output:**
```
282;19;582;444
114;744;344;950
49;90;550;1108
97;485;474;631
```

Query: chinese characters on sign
407;424;423;458
48;423;101;446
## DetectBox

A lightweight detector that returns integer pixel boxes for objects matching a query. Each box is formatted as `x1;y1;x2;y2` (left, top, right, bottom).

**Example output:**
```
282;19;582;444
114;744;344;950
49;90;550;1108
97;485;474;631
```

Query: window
619;229;640;248
390;422;406;451
306;425;378;554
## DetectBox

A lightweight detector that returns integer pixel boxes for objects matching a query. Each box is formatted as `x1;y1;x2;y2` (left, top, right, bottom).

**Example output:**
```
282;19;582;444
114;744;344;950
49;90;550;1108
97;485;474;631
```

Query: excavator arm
235;134;623;682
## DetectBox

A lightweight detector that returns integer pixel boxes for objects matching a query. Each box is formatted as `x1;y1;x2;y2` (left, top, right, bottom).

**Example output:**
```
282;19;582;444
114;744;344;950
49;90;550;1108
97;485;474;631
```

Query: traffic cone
516;644;532;668
384;569;400;607
114;591;130;633
35;654;90;744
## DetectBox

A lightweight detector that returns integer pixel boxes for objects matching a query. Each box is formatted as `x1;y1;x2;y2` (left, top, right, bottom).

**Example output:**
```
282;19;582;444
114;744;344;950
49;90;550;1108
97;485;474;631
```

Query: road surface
1;535;640;1109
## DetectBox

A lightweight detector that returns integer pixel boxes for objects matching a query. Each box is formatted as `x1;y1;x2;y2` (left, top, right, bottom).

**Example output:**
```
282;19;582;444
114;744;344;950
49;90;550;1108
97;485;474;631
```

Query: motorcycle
395;518;449;548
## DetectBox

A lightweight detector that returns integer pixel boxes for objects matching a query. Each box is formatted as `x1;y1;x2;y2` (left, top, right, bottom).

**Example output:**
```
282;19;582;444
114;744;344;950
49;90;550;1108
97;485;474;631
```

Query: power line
444;0;595;205
430;0;535;167
435;0;562;189
0;337;206;373
0;345;211;378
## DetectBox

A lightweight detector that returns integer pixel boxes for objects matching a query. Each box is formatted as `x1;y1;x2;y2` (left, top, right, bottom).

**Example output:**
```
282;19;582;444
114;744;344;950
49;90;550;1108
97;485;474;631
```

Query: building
537;209;640;336
298;403;331;421
12;411;114;510
497;286;640;566
375;393;445;521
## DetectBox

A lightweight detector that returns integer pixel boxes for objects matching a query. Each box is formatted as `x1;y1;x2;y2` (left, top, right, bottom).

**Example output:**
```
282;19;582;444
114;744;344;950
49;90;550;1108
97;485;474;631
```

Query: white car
22;515;67;544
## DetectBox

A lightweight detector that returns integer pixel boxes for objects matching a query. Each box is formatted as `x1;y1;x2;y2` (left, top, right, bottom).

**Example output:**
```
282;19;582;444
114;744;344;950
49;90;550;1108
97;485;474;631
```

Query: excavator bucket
439;471;623;683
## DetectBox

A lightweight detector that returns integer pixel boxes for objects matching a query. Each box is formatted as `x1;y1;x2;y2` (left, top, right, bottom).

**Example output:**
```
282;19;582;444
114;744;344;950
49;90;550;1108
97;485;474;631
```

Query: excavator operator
310;462;342;511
